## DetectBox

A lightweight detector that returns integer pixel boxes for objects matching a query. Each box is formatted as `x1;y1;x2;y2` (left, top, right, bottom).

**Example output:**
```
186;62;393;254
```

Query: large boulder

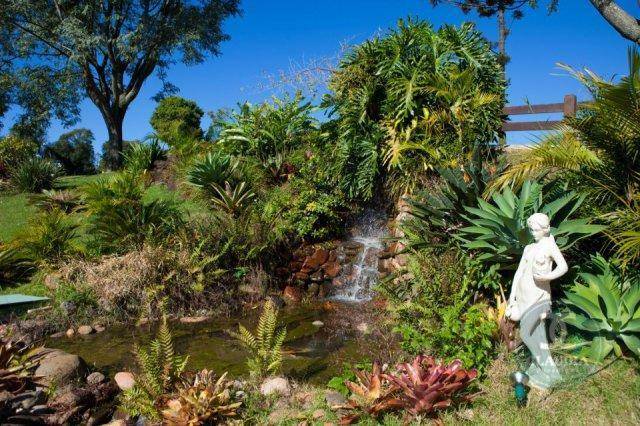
260;377;291;397
34;349;87;392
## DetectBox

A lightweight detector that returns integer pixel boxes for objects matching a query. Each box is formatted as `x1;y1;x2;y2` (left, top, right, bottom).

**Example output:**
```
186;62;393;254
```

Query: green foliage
561;254;640;362
29;189;83;213
233;299;286;378
327;18;506;200
43;128;96;175
404;150;502;249
0;134;38;178
99;140;133;171
457;180;605;270
123;137;167;174
209;181;256;216
186;151;239;195
10;157;62;192
84;172;184;252
121;317;188;420
150;96;204;147
0;246;33;287
11;209;79;262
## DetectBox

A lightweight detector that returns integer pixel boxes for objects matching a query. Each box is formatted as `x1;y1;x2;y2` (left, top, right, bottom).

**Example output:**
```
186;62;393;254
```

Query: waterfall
331;209;388;302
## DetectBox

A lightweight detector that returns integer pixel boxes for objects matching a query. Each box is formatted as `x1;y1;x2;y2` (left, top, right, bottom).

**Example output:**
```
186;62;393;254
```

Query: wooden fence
503;94;584;132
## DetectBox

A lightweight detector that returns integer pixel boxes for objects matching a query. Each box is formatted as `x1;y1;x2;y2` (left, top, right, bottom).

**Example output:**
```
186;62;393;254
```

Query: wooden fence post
563;94;577;117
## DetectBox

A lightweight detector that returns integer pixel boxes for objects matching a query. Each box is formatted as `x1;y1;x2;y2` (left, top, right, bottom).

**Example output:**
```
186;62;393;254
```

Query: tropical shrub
327;18;506;200
0;247;33;287
561;255;640;362
233;299;286;378
29;189;83;213
457;180;605;270
12;209;80;262
10;157;62;192
0;134;38;178
123;137;167;174
209;181;256;216
187;151;239;196
150;96;204;147
121;318;189;420
404;150;502;249
42;128;96;175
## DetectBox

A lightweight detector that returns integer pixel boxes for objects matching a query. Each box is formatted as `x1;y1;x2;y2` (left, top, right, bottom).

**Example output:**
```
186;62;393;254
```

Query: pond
46;300;392;384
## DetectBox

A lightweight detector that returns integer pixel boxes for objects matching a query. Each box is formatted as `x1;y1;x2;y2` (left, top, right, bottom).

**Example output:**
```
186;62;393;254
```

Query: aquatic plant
233;299;286;378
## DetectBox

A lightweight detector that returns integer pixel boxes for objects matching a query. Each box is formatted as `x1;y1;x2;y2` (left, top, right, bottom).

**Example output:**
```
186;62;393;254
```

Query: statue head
527;213;551;242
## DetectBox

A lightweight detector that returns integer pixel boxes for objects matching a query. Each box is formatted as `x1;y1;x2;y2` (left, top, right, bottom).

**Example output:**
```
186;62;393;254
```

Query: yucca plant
210;181;256;216
161;370;241;425
233;299;286;378
0;247;33;287
186;151;239;195
29;189;83;213
456;180;605;270
124;136;167;174
384;355;478;418
561;255;640;362
10;157;62;192
12;209;80;262
121;317;189;419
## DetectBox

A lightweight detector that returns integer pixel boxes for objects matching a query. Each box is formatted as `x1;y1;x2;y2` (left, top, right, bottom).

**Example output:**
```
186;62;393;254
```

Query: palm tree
492;47;640;265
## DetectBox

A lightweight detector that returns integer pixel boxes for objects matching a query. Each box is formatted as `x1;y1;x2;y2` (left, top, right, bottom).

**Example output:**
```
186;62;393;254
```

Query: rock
86;372;106;385
179;316;209;324
302;248;329;271
49;331;66;338
312;320;324;327
34;350;86;389
312;409;326;420
77;325;93;335
323;262;341;278
65;328;75;338
93;324;106;333
325;390;347;408
283;286;302;304
114;372;135;391
260;377;291;397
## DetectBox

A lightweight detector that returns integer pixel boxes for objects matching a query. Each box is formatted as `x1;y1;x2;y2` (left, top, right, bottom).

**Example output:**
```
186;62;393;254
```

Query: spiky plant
121;317;189;419
161;370;241;425
29;189;83;213
12;209;80;263
10;157;62;193
0;247;33;287
233;299;286;378
209;181;256;216
123;136;167;174
186;151;239;196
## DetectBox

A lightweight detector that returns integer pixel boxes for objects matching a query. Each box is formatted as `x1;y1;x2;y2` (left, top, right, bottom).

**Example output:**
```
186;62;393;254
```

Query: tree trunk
589;0;640;43
106;114;124;169
497;7;508;69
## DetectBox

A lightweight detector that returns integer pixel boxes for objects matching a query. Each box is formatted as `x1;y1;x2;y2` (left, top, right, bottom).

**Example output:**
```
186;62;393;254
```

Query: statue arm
534;237;568;282
508;247;528;306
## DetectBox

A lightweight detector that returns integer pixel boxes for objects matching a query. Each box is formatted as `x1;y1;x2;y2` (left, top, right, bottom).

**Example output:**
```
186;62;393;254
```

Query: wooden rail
503;94;586;132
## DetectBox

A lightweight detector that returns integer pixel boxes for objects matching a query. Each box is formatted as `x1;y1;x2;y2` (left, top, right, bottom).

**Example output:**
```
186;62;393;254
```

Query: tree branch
589;0;640;43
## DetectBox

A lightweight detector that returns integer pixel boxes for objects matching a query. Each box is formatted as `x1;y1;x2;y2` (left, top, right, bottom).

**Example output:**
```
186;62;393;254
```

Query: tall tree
588;1;640;43
1;0;241;167
429;1;558;67
44;128;96;175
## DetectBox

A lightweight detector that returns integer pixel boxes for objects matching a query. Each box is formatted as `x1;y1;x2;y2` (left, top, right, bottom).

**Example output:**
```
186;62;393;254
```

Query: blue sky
8;0;638;148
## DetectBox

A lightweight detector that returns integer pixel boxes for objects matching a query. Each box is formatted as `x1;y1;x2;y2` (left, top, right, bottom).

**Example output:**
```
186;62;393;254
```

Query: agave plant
187;151;239;195
162;370;241;425
10;157;63;193
384;355;478;418
29;189;83;213
340;361;403;424
456;180;605;270
404;149;502;249
232;299;286;378
561;255;640;362
210;181;256;216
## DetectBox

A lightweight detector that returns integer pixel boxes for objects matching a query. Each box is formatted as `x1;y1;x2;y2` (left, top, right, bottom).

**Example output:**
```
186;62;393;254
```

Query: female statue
505;213;568;389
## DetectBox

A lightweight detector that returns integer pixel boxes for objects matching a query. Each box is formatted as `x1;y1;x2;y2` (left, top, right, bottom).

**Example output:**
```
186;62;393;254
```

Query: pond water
46;301;388;385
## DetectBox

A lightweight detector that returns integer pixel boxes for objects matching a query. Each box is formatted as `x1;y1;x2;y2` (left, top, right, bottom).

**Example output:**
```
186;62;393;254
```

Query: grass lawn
0;192;38;243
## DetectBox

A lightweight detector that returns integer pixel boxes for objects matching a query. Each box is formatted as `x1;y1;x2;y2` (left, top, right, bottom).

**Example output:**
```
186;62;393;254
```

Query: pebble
86;371;106;385
77;325;93;335
94;324;106;333
179;316;209;324
114;372;135;390
260;376;291;397
312;320;324;327
65;328;75;337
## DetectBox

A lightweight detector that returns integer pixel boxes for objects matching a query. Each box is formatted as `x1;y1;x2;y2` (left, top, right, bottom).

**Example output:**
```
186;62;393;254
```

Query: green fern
233;299;286;378
120;317;188;419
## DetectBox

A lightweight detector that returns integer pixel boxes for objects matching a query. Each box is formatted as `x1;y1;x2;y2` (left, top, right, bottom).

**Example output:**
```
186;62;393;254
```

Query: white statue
505;213;568;389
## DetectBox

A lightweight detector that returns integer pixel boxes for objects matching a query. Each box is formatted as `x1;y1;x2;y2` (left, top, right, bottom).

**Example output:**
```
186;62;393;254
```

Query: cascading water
331;209;388;302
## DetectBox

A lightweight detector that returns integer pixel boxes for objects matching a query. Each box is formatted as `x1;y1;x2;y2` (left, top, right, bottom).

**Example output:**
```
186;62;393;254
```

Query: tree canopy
43;128;96;175
1;0;241;165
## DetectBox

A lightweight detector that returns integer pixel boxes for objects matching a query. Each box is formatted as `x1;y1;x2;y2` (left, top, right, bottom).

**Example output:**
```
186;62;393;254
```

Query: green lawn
0;192;38;243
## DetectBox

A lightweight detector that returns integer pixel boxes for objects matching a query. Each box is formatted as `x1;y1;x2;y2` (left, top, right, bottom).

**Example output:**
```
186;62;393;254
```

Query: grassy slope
0;192;37;242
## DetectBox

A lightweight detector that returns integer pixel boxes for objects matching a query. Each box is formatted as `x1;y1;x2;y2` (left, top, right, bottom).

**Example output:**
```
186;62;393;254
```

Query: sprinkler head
510;371;530;407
